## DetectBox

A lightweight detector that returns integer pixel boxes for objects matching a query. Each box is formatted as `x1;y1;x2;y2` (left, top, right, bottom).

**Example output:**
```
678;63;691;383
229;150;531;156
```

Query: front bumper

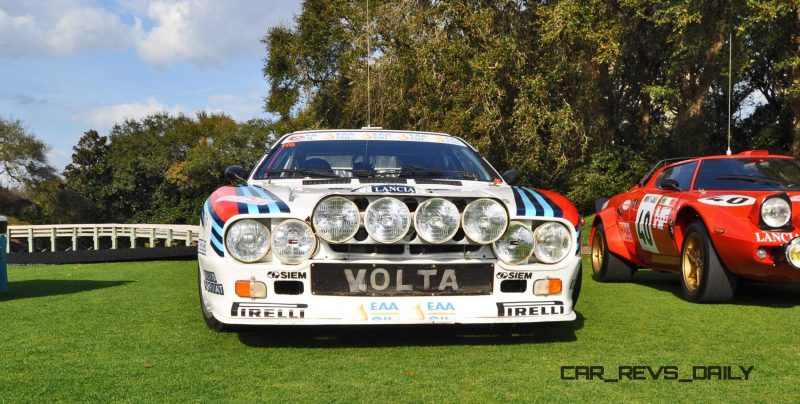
198;254;582;326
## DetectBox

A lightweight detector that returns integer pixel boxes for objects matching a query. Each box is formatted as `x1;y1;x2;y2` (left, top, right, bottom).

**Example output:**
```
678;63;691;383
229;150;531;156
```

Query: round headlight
414;198;460;243
786;238;800;270
462;199;508;244
272;219;317;264
532;222;571;264
761;197;791;228
365;197;410;243
225;219;270;263
313;196;360;243
493;222;534;265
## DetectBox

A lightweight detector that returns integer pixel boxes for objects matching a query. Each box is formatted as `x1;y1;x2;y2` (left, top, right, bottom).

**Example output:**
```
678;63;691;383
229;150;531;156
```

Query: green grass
2;259;800;402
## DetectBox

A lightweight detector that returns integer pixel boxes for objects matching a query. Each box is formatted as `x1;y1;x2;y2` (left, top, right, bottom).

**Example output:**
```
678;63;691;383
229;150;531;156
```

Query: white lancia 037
198;129;582;330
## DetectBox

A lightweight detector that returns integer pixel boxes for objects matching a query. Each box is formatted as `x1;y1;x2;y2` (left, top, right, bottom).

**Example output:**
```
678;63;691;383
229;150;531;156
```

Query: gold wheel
682;233;704;292
591;231;604;274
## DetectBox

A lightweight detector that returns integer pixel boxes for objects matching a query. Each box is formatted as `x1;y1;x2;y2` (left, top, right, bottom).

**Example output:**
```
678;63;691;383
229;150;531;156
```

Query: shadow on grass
0;280;133;301
237;313;584;348
629;270;800;307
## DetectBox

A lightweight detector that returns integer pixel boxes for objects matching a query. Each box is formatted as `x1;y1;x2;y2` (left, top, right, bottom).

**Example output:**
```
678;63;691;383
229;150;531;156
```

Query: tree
0;117;56;186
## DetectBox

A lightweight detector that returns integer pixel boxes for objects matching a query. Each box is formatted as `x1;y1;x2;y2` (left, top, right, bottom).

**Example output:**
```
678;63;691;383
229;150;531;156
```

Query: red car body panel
592;151;800;283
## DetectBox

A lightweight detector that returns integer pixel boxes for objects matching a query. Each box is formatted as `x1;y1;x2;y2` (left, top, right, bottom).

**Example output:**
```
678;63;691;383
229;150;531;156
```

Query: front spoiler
198;255;582;326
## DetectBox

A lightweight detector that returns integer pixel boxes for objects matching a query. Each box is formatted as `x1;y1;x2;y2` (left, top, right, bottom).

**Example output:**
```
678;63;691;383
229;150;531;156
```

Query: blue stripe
514;187;536;216
253;186;291;213
206;205;224;236
239;187;260;215
524;188;554;217
210;237;224;256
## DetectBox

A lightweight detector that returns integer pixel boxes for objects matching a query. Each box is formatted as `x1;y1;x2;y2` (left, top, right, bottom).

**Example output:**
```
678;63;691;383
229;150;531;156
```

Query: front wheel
680;221;737;303
591;223;635;282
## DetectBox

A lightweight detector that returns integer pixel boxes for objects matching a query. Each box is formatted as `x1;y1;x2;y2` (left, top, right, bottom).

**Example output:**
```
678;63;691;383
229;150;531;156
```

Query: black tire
198;265;230;332
571;265;583;310
591;223;635;282
680;221;738;303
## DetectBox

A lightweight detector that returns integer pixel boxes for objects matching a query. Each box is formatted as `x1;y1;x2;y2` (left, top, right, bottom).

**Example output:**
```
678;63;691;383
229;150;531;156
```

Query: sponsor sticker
371;185;416;193
231;302;307;318
653;206;672;230
698;195;756;207
658;196;677;207
198;239;207;256
621;200;631;211
417;301;456;320
755;232;800;243
202;270;224;295
344;268;459;293
619;223;634;243
497;301;565;317
496;272;533;280
267;271;307;280
359;301;401;321
281;132;466;146
216;195;272;205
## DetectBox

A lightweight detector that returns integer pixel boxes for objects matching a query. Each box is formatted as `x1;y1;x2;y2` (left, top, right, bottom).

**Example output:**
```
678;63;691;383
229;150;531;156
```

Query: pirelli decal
497;301;565;317
512;187;564;218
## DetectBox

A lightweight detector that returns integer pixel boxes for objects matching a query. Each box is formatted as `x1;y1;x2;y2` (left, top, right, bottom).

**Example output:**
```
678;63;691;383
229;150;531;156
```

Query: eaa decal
698;195;756;207
634;194;661;253
359;301;400;321
416;301;456;320
619;223;634;243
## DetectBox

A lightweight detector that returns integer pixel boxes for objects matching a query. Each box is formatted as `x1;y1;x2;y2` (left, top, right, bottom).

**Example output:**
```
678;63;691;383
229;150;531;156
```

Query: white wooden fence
5;224;200;253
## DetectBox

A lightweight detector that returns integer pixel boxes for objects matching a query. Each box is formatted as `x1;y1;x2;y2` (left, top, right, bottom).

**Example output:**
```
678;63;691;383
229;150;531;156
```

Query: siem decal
496;272;533;280
755;232;800;243
231;302;307;318
497;301;565;317
267;271;307;280
203;270;224;295
371;185;416;193
417;301;456;320
619;223;634;243
635;194;661;254
698;195;756;207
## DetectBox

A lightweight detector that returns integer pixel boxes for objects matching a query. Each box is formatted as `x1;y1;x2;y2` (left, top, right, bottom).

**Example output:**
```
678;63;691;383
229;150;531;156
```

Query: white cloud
136;0;298;68
84;97;183;128
0;0;301;68
0;1;141;57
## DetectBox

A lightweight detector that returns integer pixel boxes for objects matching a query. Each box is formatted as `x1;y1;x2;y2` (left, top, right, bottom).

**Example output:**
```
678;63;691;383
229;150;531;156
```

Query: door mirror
501;169;521;185
659;178;680;191
225;165;248;184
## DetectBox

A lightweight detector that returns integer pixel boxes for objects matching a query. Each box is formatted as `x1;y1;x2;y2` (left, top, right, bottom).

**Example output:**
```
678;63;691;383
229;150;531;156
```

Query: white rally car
198;129;582;330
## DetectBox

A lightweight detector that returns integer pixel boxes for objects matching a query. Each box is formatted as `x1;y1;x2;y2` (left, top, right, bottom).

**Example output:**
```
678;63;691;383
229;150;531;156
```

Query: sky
0;0;303;170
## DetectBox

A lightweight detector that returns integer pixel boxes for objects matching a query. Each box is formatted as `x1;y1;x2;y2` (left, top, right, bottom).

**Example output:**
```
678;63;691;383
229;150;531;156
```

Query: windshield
254;133;498;181
694;157;800;191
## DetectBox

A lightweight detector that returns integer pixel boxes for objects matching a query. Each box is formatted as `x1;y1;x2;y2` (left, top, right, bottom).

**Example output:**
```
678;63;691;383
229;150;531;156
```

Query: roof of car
288;128;455;137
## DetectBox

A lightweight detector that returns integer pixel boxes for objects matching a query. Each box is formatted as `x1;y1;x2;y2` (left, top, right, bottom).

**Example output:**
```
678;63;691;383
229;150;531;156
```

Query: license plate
310;263;494;296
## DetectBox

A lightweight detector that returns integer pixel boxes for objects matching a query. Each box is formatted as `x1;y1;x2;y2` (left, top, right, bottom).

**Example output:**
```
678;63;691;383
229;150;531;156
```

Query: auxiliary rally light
533;278;562;296
235;279;267;298
786;237;800;270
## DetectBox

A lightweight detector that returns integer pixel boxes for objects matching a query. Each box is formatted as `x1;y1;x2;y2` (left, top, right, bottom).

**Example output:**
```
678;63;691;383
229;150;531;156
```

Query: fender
592;208;642;265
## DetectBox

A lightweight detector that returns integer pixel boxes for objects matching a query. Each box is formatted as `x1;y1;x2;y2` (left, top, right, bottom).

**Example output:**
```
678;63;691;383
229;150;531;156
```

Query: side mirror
225;165;248;184
502;169;521;185
659;178;680;191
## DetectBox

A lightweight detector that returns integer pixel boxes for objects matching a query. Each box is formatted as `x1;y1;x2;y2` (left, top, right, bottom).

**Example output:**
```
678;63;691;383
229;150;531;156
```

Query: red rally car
590;150;800;302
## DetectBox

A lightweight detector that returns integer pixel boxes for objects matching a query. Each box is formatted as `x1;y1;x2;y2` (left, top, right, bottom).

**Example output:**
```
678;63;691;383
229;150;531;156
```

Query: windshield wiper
715;175;786;187
263;169;340;178
395;165;478;180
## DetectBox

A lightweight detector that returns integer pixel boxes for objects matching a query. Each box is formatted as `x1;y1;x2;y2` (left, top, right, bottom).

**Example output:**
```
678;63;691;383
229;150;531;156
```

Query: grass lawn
2;259;800;402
